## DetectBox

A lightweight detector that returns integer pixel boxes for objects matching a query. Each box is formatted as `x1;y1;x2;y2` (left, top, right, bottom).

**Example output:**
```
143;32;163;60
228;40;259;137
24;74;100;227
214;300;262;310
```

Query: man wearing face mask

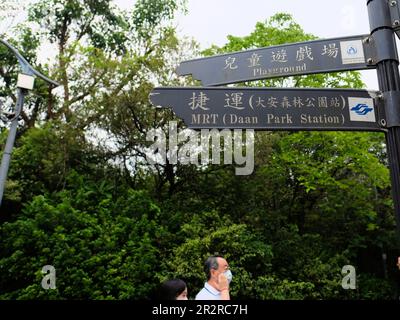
195;256;232;300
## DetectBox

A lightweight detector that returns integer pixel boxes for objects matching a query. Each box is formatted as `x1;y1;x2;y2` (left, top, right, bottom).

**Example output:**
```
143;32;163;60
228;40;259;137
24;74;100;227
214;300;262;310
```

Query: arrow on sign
149;87;385;132
176;35;375;86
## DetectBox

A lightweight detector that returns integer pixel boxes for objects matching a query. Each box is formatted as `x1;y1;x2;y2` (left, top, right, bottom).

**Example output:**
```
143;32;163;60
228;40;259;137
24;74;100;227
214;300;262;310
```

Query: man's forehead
217;257;228;266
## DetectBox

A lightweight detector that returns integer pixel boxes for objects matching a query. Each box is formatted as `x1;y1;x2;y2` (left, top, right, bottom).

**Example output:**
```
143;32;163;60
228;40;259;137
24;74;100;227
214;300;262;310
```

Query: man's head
204;256;230;281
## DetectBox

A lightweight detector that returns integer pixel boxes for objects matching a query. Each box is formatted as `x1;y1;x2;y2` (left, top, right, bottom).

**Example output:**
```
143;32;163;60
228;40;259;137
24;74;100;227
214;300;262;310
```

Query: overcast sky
172;0;369;47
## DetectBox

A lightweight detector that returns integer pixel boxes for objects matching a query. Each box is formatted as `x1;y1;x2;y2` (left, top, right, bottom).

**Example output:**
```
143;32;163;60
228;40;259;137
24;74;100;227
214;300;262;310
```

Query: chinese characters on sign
224;43;330;74
193;91;344;111
176;35;372;86
149;87;381;131
189;92;210;110
155;35;381;132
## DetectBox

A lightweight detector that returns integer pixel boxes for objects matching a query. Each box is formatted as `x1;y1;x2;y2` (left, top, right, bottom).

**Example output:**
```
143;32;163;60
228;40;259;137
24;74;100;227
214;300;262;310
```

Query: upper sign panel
176;35;374;86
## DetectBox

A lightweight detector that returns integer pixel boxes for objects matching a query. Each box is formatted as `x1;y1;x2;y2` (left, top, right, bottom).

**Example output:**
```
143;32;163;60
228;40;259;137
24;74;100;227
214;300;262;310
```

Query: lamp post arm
0;38;60;88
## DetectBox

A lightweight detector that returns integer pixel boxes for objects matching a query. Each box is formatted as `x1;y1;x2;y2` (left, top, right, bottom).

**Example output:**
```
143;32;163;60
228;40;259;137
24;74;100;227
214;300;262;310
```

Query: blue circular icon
347;46;357;55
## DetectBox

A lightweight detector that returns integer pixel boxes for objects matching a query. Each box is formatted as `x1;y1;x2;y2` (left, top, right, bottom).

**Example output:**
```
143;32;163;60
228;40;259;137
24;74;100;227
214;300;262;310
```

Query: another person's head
158;279;188;300
204;256;232;283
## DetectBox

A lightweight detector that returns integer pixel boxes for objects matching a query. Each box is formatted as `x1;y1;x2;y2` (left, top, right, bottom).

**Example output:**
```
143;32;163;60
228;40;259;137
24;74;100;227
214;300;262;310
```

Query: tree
0;185;167;299
1;0;190;207
1;0;188;128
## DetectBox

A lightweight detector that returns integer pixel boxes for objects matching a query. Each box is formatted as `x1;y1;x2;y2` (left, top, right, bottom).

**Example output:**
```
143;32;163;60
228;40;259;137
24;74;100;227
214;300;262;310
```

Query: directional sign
149;87;384;132
176;35;375;86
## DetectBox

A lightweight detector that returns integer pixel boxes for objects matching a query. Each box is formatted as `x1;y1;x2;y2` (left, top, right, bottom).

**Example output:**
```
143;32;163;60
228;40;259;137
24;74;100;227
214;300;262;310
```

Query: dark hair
157;279;187;300
204;256;223;280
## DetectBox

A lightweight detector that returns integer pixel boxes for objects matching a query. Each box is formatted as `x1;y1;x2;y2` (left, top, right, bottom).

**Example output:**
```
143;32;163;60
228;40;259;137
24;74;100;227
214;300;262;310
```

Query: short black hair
204;256;224;280
157;279;187;300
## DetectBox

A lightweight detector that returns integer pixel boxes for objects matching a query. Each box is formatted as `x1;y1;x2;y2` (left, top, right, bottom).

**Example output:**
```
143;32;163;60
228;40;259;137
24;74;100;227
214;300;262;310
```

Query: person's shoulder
197;285;220;300
195;287;206;300
195;287;222;300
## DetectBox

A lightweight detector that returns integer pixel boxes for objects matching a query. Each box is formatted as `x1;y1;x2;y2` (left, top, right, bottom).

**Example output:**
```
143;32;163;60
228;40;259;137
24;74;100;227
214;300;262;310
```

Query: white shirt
195;282;221;300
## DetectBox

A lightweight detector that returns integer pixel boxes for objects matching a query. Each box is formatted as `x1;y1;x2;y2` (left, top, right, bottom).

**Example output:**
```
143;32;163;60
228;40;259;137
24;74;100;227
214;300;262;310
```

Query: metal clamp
374;93;387;129
380;91;400;128
389;0;400;38
363;28;399;65
368;0;394;31
367;0;400;42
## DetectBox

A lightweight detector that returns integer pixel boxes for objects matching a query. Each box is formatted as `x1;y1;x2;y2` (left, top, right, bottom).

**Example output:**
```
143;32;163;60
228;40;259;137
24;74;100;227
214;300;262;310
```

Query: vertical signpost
368;0;400;238
149;0;400;246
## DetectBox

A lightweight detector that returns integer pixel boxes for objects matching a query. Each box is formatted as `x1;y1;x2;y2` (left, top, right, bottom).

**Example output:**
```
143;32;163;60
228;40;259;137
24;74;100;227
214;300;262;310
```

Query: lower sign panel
149;87;384;131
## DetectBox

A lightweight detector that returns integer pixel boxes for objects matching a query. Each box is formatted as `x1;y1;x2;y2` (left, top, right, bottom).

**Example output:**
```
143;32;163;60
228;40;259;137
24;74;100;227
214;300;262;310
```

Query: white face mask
224;270;233;283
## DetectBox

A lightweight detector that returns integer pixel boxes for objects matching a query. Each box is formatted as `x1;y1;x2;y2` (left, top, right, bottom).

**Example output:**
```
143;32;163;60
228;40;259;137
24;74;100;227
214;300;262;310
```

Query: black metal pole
381;66;400;245
368;0;400;246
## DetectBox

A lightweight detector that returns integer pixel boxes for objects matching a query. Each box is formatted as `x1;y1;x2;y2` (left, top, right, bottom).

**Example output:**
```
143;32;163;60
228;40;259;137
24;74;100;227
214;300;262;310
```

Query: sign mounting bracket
381;91;400;127
363;29;399;65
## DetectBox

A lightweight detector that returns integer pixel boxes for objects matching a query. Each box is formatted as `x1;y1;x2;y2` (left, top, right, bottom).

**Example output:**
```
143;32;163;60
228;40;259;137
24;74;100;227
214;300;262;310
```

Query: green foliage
0;186;165;299
260;131;394;252
163;210;273;299
356;274;394;299
4;122;86;204
132;0;187;38
0;7;398;300
28;0;127;51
